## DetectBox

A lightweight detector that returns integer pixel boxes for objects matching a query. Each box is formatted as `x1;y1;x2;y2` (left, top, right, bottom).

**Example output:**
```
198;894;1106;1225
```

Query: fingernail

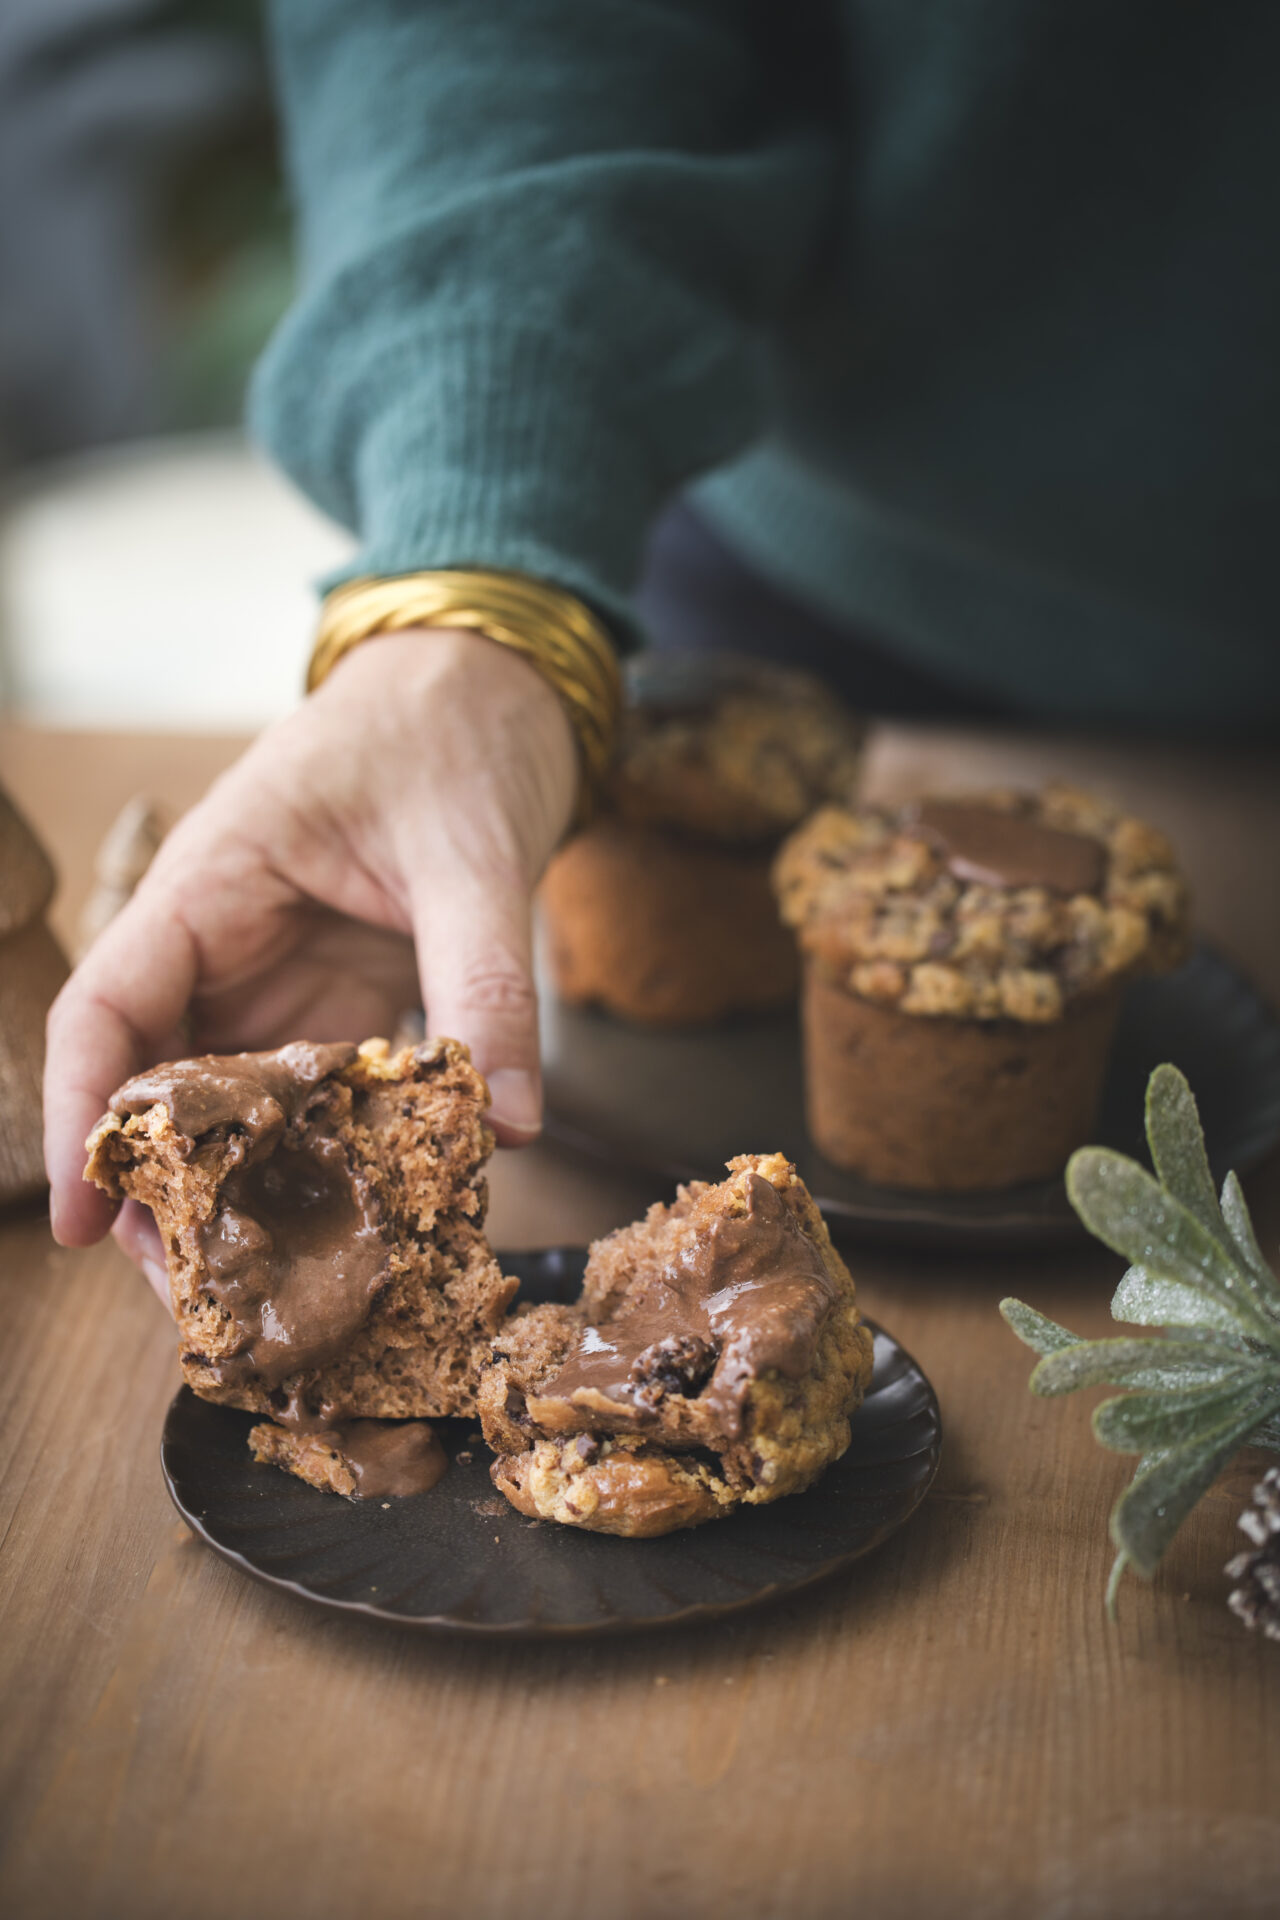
486;1068;542;1136
142;1258;170;1301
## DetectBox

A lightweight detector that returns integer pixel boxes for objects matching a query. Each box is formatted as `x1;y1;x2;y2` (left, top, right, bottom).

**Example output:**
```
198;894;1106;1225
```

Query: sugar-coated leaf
1067;1149;1275;1341
1159;1323;1249;1346
1105;1549;1129;1616
1110;1386;1280;1575
1220;1171;1272;1281
1220;1171;1280;1314
1006;1067;1280;1611
999;1298;1082;1356
1091;1375;1274;1453
1104;1446;1171;1588
1030;1337;1257;1398
1110;1266;1260;1341
1069;1148;1247;1299
1144;1064;1226;1244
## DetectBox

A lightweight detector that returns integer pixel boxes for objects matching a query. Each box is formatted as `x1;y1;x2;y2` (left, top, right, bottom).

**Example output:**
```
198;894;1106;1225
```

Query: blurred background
0;0;350;731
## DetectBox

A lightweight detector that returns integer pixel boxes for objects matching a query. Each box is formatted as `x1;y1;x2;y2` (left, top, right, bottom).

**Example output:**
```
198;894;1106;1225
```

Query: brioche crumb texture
85;1039;516;1424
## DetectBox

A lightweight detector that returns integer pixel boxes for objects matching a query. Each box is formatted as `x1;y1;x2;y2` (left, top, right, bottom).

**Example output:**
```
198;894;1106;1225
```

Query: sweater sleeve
249;0;834;638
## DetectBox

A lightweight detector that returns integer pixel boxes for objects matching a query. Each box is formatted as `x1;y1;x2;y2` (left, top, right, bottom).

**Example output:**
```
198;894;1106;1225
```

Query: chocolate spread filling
917;800;1105;896
322;1420;448;1498
112;1042;390;1393
198;1131;388;1387
541;1173;836;1439
111;1040;358;1143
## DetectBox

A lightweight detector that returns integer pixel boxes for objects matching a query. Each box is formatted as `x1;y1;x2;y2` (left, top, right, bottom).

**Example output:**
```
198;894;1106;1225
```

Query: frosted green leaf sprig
1001;1064;1280;1612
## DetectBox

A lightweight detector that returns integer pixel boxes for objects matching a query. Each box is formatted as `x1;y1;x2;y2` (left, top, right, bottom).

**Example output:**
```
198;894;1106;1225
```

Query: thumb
413;857;543;1146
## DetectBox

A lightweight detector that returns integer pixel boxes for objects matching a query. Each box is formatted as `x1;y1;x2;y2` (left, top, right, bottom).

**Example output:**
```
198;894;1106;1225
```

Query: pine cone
1226;1466;1280;1641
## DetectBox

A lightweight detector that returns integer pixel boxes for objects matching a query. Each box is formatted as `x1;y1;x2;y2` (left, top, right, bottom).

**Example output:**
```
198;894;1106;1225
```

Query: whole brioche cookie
540;652;864;1026
773;786;1190;1190
85;1038;516;1433
480;1153;874;1537
607;652;865;845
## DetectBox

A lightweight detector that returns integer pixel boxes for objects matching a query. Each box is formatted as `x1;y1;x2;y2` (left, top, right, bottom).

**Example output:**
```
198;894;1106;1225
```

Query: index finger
44;885;197;1246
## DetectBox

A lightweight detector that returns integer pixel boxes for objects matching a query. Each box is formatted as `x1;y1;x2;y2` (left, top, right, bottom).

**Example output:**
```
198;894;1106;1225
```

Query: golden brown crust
610;654;864;845
538;655;861;1026
538;821;797;1025
773;784;1189;1023
802;961;1124;1189
491;1438;727;1538
481;1154;874;1537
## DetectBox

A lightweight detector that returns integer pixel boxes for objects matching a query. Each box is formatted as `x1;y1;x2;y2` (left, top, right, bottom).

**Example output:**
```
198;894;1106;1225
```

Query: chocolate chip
503;1387;532;1429
628;1333;719;1409
574;1434;599;1460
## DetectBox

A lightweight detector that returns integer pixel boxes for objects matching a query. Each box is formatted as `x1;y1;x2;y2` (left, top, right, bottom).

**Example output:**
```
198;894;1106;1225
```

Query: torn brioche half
480;1154;874;1538
85;1037;516;1425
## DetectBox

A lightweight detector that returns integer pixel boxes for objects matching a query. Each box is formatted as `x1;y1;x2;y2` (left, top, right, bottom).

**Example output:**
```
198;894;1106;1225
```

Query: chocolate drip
199;1131;388;1387
111;1041;357;1145
323;1420;448;1498
918;800;1105;896
542;1173;836;1439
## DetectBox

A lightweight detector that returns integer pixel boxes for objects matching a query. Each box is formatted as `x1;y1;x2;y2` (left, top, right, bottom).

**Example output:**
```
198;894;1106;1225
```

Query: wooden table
2;722;1279;1920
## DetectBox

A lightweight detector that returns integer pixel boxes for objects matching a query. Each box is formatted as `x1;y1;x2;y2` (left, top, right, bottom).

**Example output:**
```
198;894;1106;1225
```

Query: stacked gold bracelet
308;569;623;823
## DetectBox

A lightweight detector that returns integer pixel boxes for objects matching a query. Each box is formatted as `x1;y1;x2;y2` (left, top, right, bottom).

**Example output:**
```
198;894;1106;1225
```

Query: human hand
44;627;578;1289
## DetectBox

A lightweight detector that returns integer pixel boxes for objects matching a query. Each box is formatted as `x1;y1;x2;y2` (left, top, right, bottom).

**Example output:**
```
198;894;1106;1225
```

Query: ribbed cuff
258;313;658;649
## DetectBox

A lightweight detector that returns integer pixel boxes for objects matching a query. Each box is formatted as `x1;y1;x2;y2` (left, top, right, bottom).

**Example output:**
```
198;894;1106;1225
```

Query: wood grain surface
2;722;1278;1920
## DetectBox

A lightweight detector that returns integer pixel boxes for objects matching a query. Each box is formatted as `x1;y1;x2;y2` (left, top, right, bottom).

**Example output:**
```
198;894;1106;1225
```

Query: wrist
323;621;569;738
318;624;578;856
309;569;621;825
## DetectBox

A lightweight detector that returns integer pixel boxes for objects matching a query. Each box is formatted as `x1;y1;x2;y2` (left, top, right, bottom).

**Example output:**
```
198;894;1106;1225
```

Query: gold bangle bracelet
309;569;622;823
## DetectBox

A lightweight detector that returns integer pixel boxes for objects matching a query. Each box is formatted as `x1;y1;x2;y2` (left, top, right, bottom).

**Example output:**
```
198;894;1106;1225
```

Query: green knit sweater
251;0;1280;730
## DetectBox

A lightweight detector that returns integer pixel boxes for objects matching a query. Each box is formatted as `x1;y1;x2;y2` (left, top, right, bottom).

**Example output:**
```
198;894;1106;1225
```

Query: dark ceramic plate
161;1251;941;1637
540;944;1280;1248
